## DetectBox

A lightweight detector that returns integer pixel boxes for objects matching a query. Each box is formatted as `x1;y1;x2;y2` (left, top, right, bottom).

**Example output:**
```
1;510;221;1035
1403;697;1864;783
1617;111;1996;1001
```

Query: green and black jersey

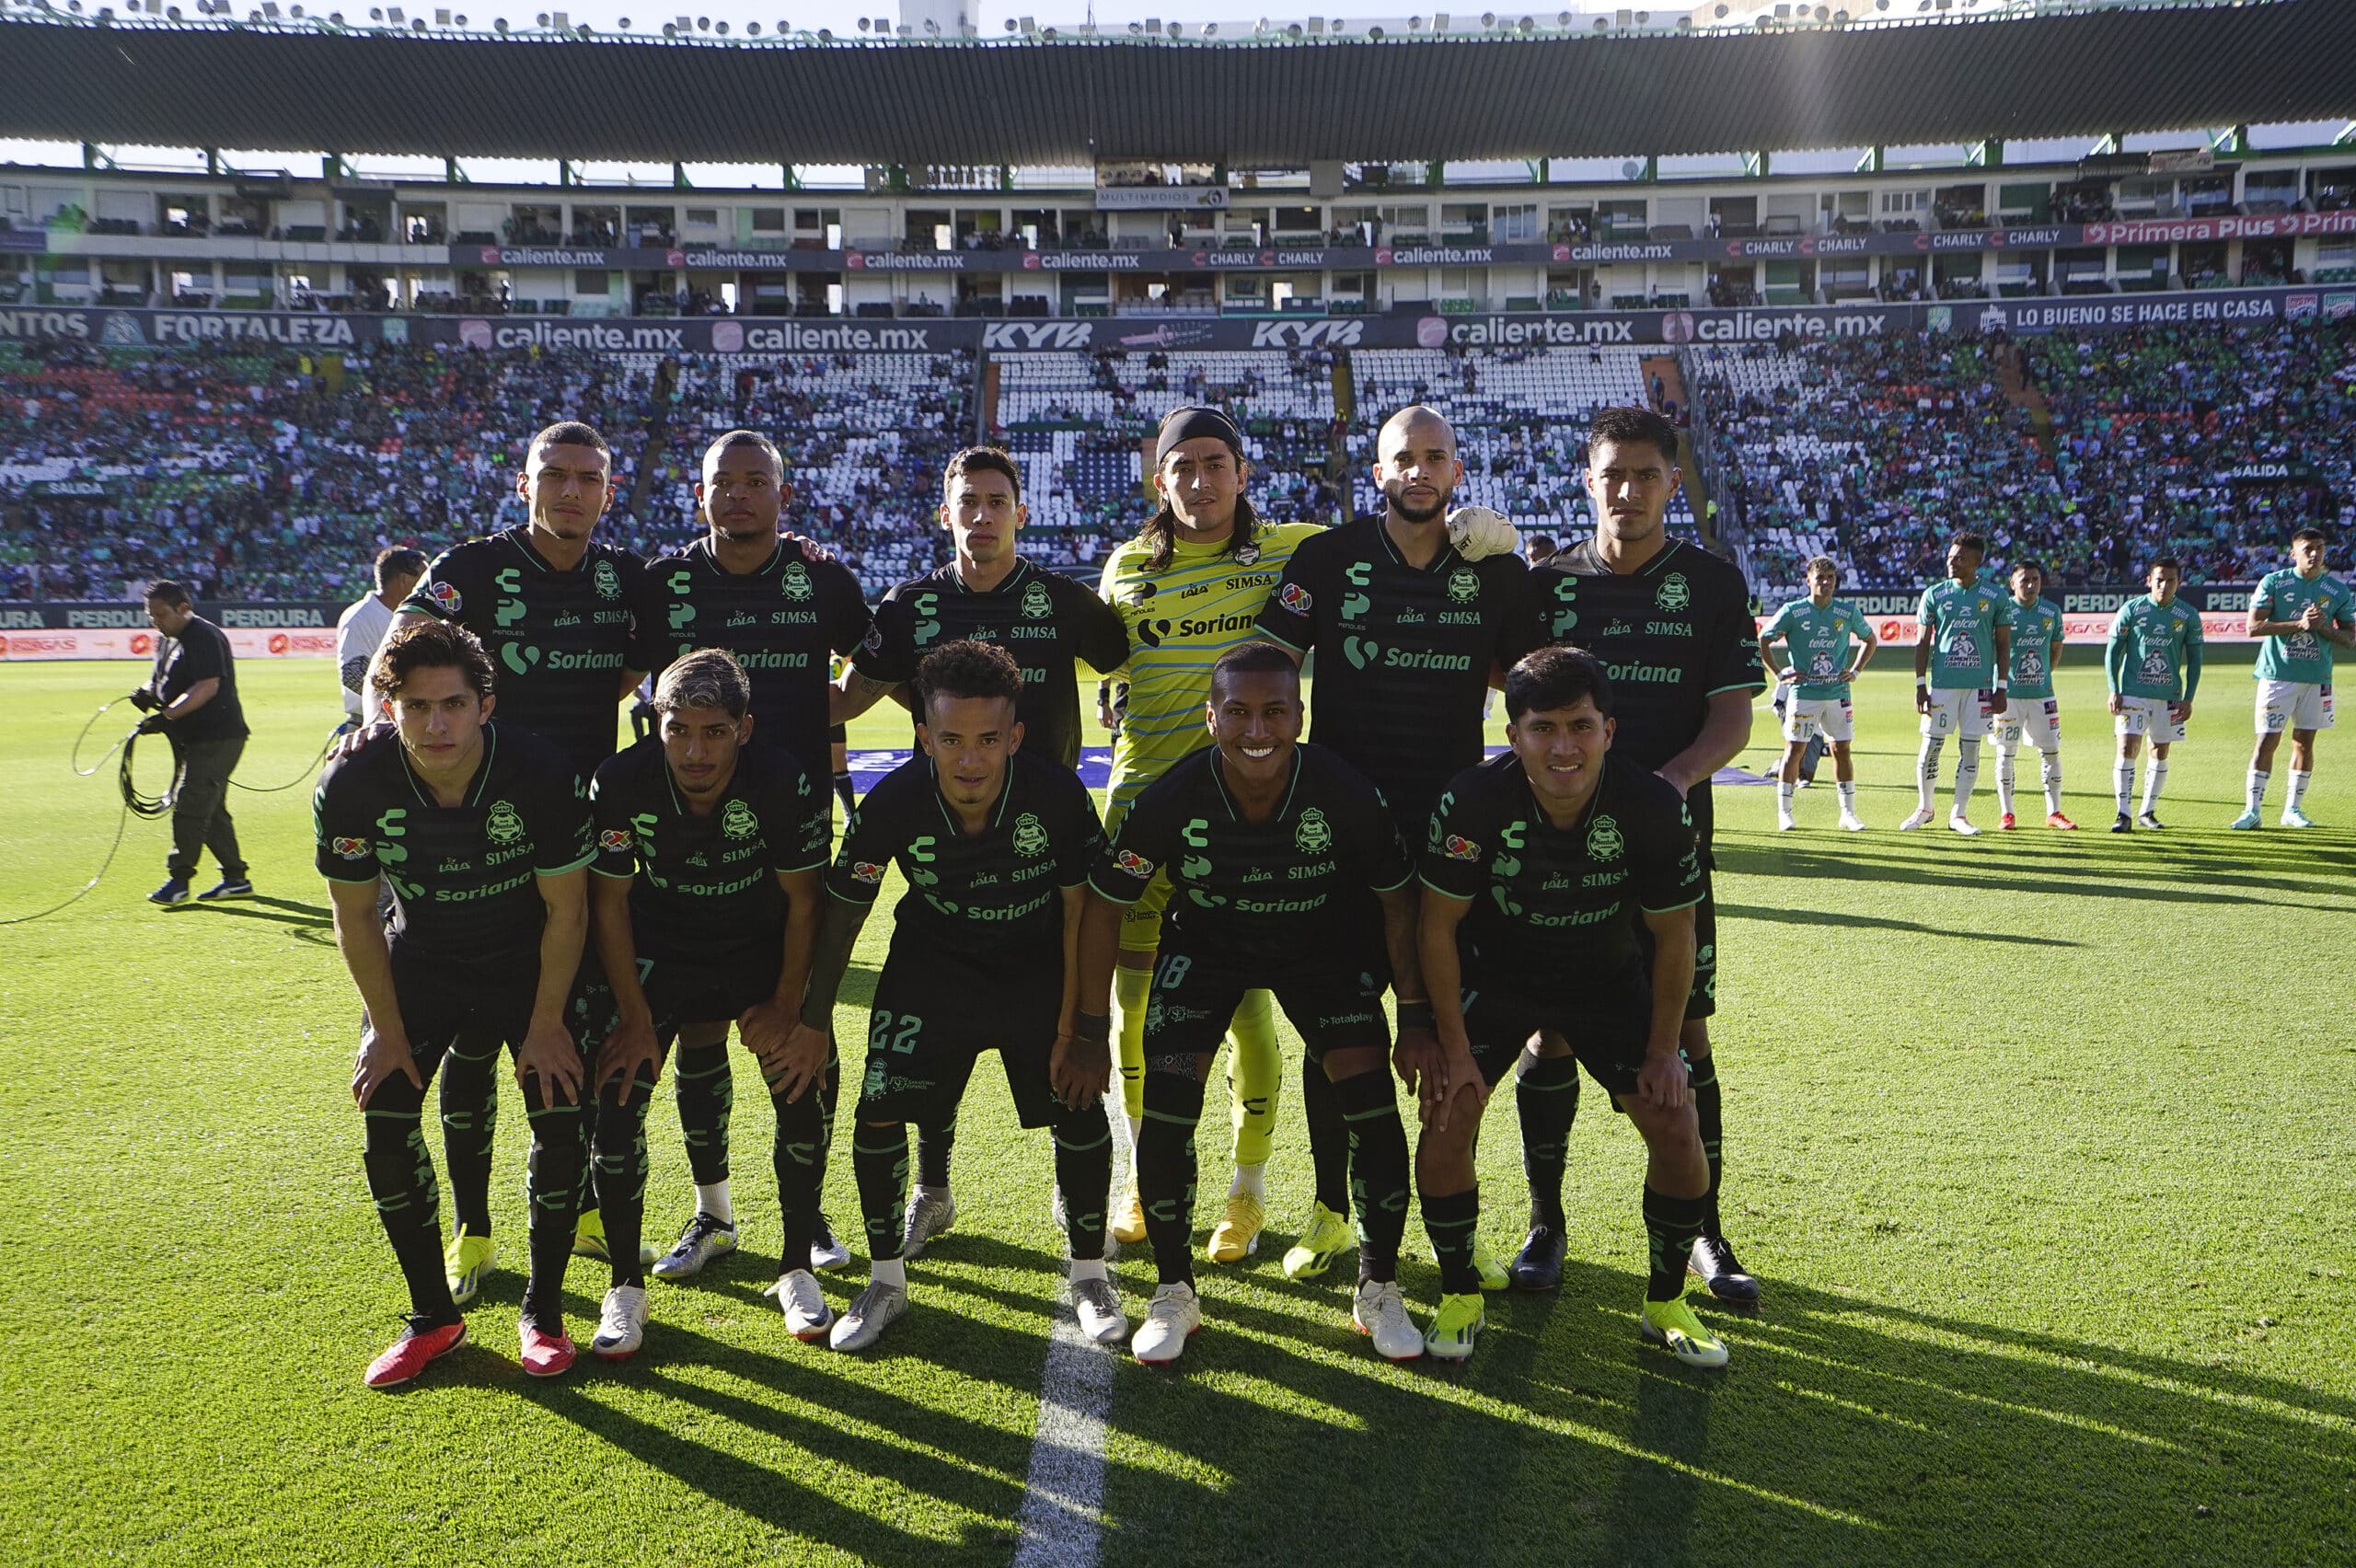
314;721;594;969
1255;514;1529;827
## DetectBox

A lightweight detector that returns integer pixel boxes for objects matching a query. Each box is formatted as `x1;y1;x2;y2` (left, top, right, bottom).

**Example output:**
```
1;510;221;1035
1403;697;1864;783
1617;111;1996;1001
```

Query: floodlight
1518;15;1532;32
1165;18;1179;35
815;25;829;39
855;14;866;27
1285;21;1300;36
386;5;401;19
1203;20;1216;33
1366;25;1380;38
1481;11;1494;26
749;18;761;30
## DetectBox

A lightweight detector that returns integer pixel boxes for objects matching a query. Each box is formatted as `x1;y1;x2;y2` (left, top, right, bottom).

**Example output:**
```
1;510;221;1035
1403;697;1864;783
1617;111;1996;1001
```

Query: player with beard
1518;407;1764;1308
641;431;873;1287
1254;404;1526;1286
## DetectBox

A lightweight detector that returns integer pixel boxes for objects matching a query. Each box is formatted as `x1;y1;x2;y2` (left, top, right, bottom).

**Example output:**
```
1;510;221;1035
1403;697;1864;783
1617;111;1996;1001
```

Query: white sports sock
1994;747;2017;815
2113;758;2135;814
1777;780;1796;817
2246;768;2270;813
1068;1258;1108;1283
2040;750;2064;815
1916;736;1944;813
696;1180;733;1226
2289;770;2314;813
1838;780;1857;811
1951;738;1981;816
2141;759;2168;815
1229;1161;1266;1201
870;1257;907;1288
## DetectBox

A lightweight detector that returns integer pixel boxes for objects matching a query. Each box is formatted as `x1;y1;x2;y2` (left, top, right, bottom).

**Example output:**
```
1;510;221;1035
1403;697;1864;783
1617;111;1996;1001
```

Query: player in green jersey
2235;528;2356;829
1903;533;2011;836
1759;556;1876;832
1992;559;2076;832
2105;559;2203;832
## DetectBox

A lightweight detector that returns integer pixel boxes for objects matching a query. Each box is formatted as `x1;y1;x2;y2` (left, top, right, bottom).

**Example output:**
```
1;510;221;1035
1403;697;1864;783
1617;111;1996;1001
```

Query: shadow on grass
189;894;332;930
1713;839;2340;910
1719;903;2080;947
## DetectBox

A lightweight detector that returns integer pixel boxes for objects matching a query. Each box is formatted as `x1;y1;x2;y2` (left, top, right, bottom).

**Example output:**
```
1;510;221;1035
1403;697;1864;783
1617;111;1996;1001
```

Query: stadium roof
2;2;2352;167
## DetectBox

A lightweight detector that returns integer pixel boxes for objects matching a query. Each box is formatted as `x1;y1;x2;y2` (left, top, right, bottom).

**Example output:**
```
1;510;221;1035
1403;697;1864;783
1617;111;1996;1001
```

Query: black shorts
639;950;782;1032
854;948;1063;1129
1139;947;1391;1067
373;947;539;1070
1459;971;1656;1098
1634;867;1716;1021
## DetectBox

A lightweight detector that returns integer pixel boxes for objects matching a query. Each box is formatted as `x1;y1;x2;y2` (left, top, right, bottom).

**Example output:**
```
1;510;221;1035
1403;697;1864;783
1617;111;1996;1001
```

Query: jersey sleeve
1634;790;1705;914
2104;606;2130;692
1089;778;1180;905
527;763;595;877
619;552;667;675
312;765;383;883
1914;585;1938;632
849;589;918;686
1063;575;1132;674
1344;774;1412;894
1759;602;1795;645
1417;778;1496;902
821;559;876;660
588;759;641;879
1703;577;1767;695
1845;605;1873;643
402;542;479;625
1053;774;1107;888
768;761;833;875
824;774;899;905
2333;578;2356;626
1253;542;1322;651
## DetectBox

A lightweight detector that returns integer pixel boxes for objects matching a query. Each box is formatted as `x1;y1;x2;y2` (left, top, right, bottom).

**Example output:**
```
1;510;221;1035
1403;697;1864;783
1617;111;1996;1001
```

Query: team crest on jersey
331;836;370;860
1278;582;1313;615
598;828;632;854
781;562;814;603
1440;834;1481;861
1114;849;1156;879
1011;812;1048;857
1446;568;1481;606
1655;572;1691;613
1021;582;1054;620
1294;808;1334;855
1234;541;1262;566
427;580;463;616
1585;813;1624;862
722;800;759;840
849;859;886;884
485;801;525;846
593;559;621;601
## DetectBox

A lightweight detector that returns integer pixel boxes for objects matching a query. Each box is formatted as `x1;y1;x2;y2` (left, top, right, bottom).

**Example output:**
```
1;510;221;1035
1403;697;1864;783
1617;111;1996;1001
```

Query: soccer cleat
1897;810;1934;832
1947;814;1980;837
1070;1274;1128;1345
591;1285;649;1361
2228;810;2262;831
1110;1182;1149;1246
364;1317;467;1389
1507;1224;1565;1291
519;1320;577;1378
828;1280;908;1352
1688;1237;1761;1306
2048;812;2078;830
1775;813;1797;833
444;1228;496;1308
763;1269;835;1343
1640;1297;1730;1369
1423;1293;1485;1362
809;1213;851;1273
570;1208;653;1266
1998;812;2016;831
1838;813;1868;833
1206;1192;1265;1263
652;1212;736;1281
2137;812;2165;832
2282;808;2318;829
2109;813;2132;834
1130;1282;1201;1365
148;878;191;907
1352;1280;1424;1362
900;1186;957;1260
1472;1238;1510;1293
196;878;255;902
1283;1203;1357;1280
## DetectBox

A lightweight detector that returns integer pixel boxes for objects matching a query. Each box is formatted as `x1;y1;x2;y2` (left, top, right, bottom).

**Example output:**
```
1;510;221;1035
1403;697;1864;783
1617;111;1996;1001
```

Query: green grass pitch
1;654;2351;1566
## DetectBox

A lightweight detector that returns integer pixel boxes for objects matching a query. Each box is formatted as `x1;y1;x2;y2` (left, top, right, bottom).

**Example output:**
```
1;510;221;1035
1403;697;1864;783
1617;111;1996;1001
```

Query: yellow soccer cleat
1423;1292;1485;1361
1282;1202;1356;1280
1472;1237;1510;1293
1639;1296;1730;1369
1110;1181;1149;1246
444;1228;496;1308
1206;1192;1265;1263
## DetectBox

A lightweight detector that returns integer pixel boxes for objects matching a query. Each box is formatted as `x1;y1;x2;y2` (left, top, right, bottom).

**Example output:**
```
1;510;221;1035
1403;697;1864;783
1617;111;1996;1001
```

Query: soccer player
1902;533;2011;836
135;580;253;906
1254;403;1527;1285
2104;559;2203;833
1520;406;1763;1306
316;620;595;1386
1757;556;1874;832
802;642;1120;1352
584;650;833;1355
2235;528;2356;829
1992;559;2075;831
641;430;872;1285
336;547;425;730
1414;647;1727;1366
1077;643;1428;1365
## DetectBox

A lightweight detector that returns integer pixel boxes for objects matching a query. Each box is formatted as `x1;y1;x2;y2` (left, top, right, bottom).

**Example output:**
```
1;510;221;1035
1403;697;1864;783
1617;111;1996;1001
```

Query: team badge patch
1114;849;1156;879
1234;542;1261;566
722;800;758;841
1585;813;1624;862
1293;807;1333;855
427;580;463;616
485;801;525;846
331;836;370;860
1278;582;1313;615
781;562;814;603
1011;812;1048;857
1440;834;1482;861
849;859;886;884
1021;581;1054;620
598;828;633;853
1446;568;1481;605
593;559;621;601
1655;572;1691;613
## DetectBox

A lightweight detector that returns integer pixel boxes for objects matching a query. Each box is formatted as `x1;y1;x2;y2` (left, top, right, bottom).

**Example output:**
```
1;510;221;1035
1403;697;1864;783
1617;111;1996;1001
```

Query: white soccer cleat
1352;1280;1424;1362
1776;813;1797;833
1897;809;1934;832
901;1186;957;1260
1947;814;1981;837
828;1280;909;1353
1070;1275;1128;1345
590;1285;649;1362
764;1269;835;1343
1131;1282;1201;1365
1838;813;1868;832
2281;808;2318;829
809;1212;851;1273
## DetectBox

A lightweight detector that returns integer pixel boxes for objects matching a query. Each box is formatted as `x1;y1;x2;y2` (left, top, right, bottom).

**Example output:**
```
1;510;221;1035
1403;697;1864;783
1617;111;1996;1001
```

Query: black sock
1423;1186;1482;1297
361;1078;458;1323
769;1048;837;1265
672;1038;734;1189
1302;1057;1352;1216
1515;1055;1580;1230
832;772;857;818
1643;1184;1708;1302
915;1119;955;1188
592;1068;657;1290
1050;1099;1114;1262
1333;1068;1408;1286
1689;1054;1723;1236
438;1037;501;1237
520;1090;584;1332
1138;1070;1206;1287
851;1123;910;1264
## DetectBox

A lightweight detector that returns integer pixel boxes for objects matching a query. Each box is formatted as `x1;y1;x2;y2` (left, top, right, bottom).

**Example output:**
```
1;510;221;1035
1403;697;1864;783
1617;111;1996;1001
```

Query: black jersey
1090;742;1409;967
851;558;1128;771
1520;536;1763;847
314;721;594;969
827;749;1103;962
1256;514;1528;826
589;737;831;969
402;526;664;779
146;614;248;744
650;536;872;780
1421;750;1703;996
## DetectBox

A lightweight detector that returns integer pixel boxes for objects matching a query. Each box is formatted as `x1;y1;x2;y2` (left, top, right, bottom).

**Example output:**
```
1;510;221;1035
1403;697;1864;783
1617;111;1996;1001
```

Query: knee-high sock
362;1075;456;1321
1225;988;1281;1169
1302;1053;1352;1216
1916;735;1945;814
831;771;856;819
519;1080;585;1332
1138;1070;1207;1287
2288;769;2313;815
2246;767;2271;814
592;1065;658;1290
439;1035;500;1237
1423;1187;1482;1297
1113;965;1151;1128
2114;756;2135;814
672;1038;734;1188
1332;1068;1409;1286
2040;748;2064;815
915;1119;955;1188
1049;1097;1114;1262
1516;1054;1581;1229
768;1049;837;1267
1951;736;1981;815
2141;757;2168;815
851;1123;910;1264
1994;744;2017;816
1644;1185;1709;1302
1689;1053;1725;1235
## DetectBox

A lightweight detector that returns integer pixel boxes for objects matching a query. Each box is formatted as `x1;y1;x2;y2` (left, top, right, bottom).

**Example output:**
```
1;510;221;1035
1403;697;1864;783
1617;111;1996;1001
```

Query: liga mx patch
849;860;886;885
1439;834;1481;861
1114;849;1156;878
331;836;370;860
427;581;463;616
598;829;632;853
1278;582;1312;615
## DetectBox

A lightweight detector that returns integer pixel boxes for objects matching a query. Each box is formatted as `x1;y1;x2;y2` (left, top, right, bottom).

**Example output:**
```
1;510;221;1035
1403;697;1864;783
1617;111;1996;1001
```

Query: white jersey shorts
1782;694;1854;744
1992;697;2062;752
2256;679;2334;735
1920;685;1992;741
2114;695;2188;745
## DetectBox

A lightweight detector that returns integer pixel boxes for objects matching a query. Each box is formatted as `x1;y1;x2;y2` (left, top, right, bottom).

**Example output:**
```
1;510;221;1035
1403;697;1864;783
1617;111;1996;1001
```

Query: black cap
1154;405;1244;461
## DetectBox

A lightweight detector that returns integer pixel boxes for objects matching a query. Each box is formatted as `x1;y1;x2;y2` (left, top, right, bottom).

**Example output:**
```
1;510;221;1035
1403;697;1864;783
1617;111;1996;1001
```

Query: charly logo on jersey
1294;808;1334;855
781;562;814;603
593;559;621;601
1020;582;1054;621
1585;813;1624;862
485;800;525;846
1655;572;1691;613
1446;567;1481;606
1278;582;1313;616
722;800;759;840
1011;812;1048;856
494;567;527;628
